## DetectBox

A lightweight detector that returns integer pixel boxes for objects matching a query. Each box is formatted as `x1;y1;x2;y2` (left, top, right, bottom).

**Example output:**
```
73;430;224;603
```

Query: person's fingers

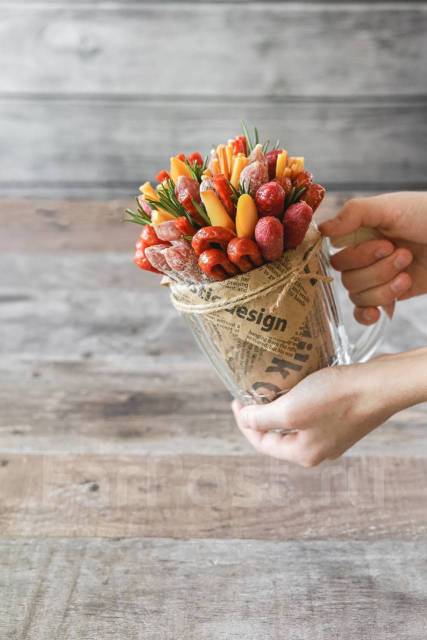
255;431;303;462
234;397;293;433
354;306;381;325
350;272;412;308
233;404;290;452
235;416;265;449
319;196;393;238
236;418;306;463
330;239;395;272
341;248;413;294
231;400;242;421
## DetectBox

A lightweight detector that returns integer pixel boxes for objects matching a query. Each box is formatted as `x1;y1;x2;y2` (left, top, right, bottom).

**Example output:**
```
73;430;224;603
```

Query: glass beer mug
183;231;389;405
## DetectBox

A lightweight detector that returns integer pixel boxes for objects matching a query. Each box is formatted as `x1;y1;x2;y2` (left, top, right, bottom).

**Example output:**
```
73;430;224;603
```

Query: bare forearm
373;347;427;414
234;346;427;466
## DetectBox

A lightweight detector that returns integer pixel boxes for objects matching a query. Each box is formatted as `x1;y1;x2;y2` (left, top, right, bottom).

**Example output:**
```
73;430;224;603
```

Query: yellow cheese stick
236;194;258;238
139;181;158;200
275;151;288;179
230;155;249;189
170;157;193;182
139;181;173;219
151;209;175;224
200;190;235;230
210;157;220;176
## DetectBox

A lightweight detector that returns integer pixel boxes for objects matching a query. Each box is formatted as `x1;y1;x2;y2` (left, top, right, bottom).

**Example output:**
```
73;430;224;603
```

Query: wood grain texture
1;538;427;640
1;4;426;97
1;98;426;195
0;343;424;459
0;195;343;253
0;197;426;460
1;360;426;458
1;193;427;635
1;454;427;538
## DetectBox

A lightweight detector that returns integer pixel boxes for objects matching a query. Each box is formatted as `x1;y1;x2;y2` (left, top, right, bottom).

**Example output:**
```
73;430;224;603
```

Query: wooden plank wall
0;1;426;197
1;198;427;638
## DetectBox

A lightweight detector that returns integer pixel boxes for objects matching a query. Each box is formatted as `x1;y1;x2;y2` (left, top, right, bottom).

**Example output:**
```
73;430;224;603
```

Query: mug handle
327;226;392;364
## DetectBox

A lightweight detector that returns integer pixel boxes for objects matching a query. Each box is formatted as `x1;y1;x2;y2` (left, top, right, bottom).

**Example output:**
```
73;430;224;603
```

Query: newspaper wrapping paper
168;225;338;403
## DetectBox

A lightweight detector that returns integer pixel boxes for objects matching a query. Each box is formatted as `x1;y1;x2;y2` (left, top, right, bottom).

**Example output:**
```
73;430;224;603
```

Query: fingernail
393;253;412;270
375;246;393;259
390;274;409;294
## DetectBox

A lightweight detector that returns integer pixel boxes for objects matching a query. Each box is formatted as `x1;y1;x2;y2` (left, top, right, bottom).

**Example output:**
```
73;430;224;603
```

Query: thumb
236;397;292;432
319;196;391;239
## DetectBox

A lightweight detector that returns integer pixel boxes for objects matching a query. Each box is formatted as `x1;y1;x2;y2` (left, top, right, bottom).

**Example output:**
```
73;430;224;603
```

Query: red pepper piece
212;174;235;215
187;152;204;166
155;169;170;183
175;176;205;225
232;135;247;156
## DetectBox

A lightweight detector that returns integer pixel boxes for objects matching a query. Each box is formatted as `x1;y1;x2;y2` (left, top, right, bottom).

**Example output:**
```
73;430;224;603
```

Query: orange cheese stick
230;155;249;189
217;145;230;178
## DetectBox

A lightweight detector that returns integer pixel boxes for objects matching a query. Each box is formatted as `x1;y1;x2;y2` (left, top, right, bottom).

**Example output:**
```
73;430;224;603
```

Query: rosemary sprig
191;198;211;225
125;207;151;226
144;180;182;218
185;156;209;183
284;185;307;210
262;139;270;154
229;178;250;202
229;182;240;205
241;121;257;154
284;187;295;210
293;185;307;202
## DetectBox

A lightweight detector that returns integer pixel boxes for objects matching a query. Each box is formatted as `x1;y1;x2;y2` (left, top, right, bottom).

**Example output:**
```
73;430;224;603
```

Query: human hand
319;192;427;325
232;349;427;466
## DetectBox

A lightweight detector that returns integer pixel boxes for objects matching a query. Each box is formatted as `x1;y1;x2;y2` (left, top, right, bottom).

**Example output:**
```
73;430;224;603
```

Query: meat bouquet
128;126;334;403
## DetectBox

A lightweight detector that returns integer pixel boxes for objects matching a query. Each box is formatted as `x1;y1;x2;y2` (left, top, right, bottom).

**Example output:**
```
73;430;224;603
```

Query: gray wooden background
2;4;427;636
1;1;426;198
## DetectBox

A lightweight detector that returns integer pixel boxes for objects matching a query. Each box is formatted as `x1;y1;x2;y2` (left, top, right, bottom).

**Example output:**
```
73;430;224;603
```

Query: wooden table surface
1;196;427;639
